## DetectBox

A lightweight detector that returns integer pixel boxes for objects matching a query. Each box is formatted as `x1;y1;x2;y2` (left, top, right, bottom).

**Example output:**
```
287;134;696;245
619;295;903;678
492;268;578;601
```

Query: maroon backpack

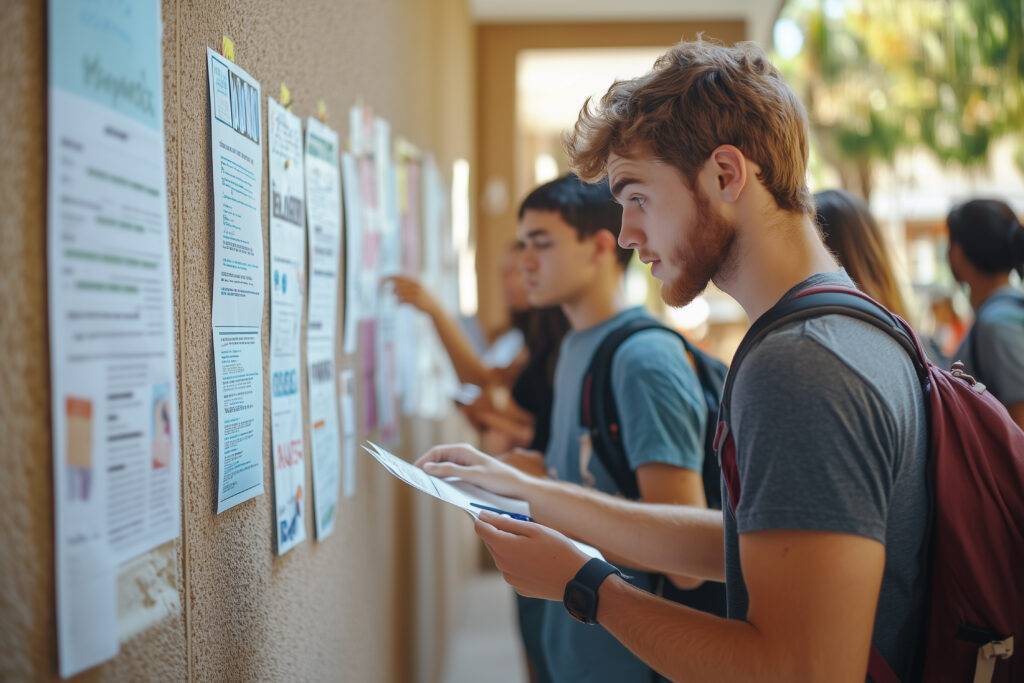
713;285;1024;682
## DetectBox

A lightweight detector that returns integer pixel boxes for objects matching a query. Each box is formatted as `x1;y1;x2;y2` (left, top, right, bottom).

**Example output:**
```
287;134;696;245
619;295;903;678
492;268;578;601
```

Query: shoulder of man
728;313;923;538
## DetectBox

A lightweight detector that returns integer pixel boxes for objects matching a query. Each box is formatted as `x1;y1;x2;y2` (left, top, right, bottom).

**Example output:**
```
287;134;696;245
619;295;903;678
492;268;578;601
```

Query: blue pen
470;502;534;522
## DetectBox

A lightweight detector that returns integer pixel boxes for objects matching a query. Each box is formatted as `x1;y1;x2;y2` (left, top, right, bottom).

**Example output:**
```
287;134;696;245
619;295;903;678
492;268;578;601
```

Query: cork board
0;0;478;680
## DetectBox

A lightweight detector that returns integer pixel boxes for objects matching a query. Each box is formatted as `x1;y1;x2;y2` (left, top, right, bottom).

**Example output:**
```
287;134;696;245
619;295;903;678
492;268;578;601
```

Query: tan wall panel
0;1;476;681
474;21;747;333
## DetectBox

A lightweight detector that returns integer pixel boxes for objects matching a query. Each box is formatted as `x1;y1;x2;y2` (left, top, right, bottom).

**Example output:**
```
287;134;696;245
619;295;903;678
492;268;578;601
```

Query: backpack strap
714;284;928;683
581;317;677;500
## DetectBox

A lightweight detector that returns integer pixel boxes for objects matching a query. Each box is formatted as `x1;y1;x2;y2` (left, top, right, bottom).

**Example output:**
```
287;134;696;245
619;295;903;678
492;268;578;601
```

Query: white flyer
305;117;342;539
268;97;307;554
207;48;265;513
341;152;360;355
374;118;400;442
48;0;179;674
363;443;604;560
339;368;358;498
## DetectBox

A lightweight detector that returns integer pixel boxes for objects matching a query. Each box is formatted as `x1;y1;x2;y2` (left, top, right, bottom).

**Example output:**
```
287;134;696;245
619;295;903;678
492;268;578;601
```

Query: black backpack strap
718;286;928;430
581;318;685;499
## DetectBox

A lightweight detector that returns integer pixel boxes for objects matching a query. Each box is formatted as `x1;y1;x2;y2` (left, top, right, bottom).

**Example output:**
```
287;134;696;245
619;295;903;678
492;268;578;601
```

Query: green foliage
776;0;1024;181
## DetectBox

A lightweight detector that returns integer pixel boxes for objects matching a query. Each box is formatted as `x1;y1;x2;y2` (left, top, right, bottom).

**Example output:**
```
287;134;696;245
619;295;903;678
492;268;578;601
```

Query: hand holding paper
364;442;602;561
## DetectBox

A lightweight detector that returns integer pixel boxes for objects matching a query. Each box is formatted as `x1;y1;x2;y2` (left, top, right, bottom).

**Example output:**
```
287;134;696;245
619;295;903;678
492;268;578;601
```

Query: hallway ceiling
470;0;784;44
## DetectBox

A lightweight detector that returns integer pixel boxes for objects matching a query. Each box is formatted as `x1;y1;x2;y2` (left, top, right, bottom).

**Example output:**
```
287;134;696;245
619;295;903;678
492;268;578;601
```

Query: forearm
526;478;725;582
428;308;499;387
597;576;784;682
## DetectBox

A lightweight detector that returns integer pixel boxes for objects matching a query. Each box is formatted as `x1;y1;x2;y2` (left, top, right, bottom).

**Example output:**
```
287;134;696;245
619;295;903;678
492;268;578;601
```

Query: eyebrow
524;228;550;240
610;176;642;201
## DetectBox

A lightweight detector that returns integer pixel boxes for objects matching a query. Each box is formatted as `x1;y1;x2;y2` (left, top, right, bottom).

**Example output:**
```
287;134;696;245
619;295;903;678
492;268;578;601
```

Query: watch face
564;581;596;623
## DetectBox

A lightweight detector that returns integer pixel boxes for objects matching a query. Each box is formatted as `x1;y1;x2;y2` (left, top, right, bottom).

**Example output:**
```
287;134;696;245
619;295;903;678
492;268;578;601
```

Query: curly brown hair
566;39;813;216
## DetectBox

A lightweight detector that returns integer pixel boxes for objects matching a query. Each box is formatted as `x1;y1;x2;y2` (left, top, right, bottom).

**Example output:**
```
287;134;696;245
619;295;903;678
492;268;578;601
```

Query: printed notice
339;368;358;498
48;0;180;675
268;97;306;554
207;48;265;513
305;117;342;539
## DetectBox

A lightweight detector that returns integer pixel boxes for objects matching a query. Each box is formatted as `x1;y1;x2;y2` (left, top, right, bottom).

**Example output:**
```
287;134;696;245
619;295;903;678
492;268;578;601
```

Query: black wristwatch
563;558;624;625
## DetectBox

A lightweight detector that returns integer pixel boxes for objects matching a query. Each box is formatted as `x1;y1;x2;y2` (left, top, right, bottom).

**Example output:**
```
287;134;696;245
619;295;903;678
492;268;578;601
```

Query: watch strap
575;557;621;589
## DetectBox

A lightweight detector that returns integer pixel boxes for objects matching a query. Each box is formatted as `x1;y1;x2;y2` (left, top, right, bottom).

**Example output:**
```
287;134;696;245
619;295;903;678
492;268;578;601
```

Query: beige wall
0;1;477;681
473;20;747;334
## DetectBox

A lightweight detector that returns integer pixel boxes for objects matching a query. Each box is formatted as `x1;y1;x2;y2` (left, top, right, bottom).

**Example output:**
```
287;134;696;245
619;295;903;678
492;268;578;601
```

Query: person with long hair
814;188;910;319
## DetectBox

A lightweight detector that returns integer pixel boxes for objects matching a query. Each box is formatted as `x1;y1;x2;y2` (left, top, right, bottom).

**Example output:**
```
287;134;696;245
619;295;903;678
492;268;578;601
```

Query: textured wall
0;1;477;681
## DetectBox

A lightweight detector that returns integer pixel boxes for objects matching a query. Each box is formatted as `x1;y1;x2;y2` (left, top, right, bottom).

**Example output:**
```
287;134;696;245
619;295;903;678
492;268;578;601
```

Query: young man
501;174;713;682
419;40;930;681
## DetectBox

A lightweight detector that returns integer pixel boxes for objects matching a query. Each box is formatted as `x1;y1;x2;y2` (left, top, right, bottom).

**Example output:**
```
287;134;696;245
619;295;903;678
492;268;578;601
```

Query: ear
592;229;620;264
706;145;747;204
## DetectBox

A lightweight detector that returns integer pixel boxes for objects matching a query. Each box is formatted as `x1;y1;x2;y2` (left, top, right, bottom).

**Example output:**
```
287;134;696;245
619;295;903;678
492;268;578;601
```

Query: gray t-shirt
542;306;707;682
952;285;1024;407
723;271;930;679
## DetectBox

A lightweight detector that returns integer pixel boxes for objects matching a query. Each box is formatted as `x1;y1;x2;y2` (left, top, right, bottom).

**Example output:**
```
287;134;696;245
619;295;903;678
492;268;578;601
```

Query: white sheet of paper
268;97;307;554
339;368;358;498
362;443;604;560
208;48;265;513
341;152;360;355
374;118;400;442
48;0;180;674
305;117;343;540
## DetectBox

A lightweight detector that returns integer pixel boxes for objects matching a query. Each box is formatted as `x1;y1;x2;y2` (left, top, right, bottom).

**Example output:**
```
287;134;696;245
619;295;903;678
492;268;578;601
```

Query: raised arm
387;275;511;388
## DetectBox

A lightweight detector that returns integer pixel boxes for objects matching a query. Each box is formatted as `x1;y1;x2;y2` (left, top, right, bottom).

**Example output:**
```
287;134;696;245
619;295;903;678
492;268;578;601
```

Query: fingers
477;510;537;537
415;443;484;468
421;461;477;479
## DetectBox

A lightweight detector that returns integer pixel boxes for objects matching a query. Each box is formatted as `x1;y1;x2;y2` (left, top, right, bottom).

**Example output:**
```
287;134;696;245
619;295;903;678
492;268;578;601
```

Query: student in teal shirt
505;175;709;682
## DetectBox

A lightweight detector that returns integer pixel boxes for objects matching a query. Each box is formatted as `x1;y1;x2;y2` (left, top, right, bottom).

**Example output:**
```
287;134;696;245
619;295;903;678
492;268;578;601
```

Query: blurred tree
775;0;1024;200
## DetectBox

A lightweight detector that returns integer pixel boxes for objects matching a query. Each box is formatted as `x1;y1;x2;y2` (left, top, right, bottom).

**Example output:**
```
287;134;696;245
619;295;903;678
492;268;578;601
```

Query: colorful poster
305;117;342;540
207;48;265;513
268;97;306;554
48;0;180;674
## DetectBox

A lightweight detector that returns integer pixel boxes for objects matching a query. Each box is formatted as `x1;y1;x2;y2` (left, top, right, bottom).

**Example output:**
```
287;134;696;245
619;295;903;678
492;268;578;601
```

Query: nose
519;247;538;272
618;211;645;250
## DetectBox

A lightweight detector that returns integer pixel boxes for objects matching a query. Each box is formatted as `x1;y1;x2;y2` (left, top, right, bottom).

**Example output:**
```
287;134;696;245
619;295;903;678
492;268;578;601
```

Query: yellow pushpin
221;35;236;62
279;82;292;110
317;99;328;123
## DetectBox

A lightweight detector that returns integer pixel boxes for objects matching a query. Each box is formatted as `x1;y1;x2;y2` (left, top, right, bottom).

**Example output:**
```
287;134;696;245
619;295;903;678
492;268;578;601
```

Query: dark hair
511;305;571;384
518;173;630;267
814;189;909;320
947;199;1024;278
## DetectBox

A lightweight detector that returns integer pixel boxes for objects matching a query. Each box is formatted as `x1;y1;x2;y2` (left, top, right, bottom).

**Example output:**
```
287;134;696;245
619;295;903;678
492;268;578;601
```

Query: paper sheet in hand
362;442;603;559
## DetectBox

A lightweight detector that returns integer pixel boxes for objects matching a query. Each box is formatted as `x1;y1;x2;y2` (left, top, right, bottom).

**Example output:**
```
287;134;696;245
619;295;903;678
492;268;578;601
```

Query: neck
716;210;839;321
967;273;1011;311
561;271;626;330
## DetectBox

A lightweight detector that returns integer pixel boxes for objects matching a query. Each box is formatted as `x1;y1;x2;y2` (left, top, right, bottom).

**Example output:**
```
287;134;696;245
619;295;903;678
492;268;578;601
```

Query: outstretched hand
474;511;589;601
416;443;528;499
384;275;440;315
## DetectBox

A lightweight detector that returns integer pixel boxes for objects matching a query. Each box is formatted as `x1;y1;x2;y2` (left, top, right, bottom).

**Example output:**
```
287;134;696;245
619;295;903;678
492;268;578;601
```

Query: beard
662;186;738;307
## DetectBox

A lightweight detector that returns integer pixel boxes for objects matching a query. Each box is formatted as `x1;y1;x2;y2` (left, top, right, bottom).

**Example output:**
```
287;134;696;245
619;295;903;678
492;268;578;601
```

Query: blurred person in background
814;188;949;363
387;250;569;453
814;189;910;319
946;198;1024;428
